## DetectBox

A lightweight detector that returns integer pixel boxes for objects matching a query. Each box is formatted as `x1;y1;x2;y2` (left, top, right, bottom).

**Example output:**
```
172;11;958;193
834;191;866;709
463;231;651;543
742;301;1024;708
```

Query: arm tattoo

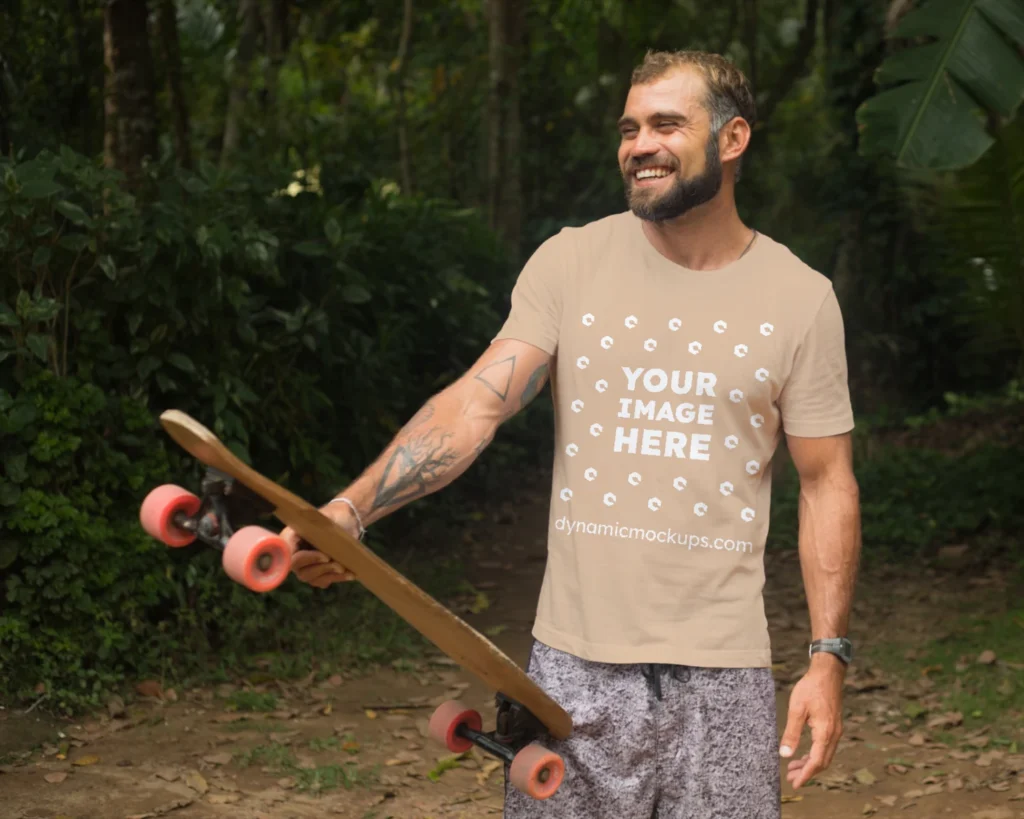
474;355;516;401
371;427;459;512
520;363;549;408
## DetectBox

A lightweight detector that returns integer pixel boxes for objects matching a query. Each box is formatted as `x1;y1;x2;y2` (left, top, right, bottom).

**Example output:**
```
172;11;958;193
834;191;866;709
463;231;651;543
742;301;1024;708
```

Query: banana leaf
856;0;1024;170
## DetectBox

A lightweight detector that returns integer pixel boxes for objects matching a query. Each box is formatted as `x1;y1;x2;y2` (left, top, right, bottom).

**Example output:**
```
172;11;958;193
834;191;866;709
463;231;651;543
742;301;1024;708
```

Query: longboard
139;410;571;799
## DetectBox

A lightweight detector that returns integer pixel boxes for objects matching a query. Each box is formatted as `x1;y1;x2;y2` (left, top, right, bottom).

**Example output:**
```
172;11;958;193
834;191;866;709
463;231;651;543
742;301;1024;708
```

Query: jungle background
1;0;1024;816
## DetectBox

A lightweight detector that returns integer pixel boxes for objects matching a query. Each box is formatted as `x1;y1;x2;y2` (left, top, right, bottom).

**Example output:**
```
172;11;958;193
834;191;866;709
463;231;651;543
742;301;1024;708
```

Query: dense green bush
769;440;1024;559
0;148;541;710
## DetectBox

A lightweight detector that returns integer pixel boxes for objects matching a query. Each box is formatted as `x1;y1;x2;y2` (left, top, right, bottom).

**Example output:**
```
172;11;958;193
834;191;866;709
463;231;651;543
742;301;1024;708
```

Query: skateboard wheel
509;743;565;800
428;700;482;753
223;526;291;593
140;484;202;547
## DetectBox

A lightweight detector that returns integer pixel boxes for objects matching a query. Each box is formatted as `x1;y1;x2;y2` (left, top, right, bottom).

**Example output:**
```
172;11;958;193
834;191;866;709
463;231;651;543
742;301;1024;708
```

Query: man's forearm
797;473;861;648
329;385;498;529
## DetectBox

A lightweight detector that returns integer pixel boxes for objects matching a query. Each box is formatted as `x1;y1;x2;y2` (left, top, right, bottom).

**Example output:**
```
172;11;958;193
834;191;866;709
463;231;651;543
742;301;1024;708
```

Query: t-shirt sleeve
779;287;855;438
491;230;570;355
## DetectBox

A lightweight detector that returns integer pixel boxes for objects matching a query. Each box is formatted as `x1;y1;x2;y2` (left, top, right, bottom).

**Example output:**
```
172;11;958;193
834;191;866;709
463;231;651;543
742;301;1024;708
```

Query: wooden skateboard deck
156;409;572;741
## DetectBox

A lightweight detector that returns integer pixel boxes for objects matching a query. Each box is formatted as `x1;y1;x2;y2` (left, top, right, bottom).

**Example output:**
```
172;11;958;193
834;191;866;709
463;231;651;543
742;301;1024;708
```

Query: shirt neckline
629;212;768;277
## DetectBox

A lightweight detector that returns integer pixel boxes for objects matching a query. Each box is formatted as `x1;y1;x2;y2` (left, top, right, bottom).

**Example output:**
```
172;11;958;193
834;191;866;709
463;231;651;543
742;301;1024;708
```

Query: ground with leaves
2;487;1023;819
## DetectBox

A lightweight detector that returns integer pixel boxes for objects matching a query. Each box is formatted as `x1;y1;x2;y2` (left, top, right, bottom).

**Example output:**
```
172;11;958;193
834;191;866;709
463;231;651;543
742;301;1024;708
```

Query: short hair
631;50;756;179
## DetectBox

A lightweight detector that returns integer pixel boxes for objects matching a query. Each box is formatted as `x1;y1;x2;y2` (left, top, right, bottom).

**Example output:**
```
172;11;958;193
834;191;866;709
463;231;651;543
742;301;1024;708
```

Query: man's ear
719;117;751;166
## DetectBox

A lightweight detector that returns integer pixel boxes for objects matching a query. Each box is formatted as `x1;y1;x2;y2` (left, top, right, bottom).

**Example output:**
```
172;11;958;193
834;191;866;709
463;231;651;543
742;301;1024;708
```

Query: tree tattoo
371;428;458;512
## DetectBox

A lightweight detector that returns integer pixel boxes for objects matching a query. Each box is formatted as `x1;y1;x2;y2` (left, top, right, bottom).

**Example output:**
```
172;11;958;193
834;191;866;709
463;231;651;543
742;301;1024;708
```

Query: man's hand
281;503;360;588
779;655;845;789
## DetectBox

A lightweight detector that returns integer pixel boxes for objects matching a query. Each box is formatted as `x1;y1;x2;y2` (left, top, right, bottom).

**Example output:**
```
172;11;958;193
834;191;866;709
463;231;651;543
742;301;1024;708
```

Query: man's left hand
778;654;846;789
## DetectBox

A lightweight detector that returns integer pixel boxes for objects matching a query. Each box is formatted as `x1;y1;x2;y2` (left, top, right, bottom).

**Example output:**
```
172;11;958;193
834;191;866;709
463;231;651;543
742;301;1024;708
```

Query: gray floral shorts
504;641;781;819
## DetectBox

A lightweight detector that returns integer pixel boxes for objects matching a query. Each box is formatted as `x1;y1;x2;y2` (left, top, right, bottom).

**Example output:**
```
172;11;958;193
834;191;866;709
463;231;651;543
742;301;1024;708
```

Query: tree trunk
743;0;759;93
157;0;191;169
67;0;98;156
394;0;414;195
103;0;159;187
0;52;11;157
261;0;288;114
220;0;261;170
486;0;524;257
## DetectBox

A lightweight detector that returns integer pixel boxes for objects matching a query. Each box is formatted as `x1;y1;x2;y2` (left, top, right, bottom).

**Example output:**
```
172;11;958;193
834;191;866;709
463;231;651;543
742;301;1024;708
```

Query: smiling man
284;50;861;819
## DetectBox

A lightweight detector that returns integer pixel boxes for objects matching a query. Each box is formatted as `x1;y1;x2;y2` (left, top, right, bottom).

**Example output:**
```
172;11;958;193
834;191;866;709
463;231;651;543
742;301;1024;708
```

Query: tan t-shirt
493;211;854;668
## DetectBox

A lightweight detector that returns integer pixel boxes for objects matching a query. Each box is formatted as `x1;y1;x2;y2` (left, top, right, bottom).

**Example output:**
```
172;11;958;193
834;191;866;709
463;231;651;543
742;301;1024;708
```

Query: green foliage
932;114;1024;376
236;741;378;791
857;0;1024;170
0;372;177;710
770;439;1024;559
0;146;520;710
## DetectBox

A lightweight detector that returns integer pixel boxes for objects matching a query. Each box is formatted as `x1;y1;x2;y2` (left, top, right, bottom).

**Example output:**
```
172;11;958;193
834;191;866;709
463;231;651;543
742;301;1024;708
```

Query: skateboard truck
451;693;547;766
140;471;293;593
429;694;565;799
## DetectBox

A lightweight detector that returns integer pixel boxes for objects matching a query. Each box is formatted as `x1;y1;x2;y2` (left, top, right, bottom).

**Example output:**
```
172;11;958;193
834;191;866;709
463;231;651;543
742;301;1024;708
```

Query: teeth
636;168;671;179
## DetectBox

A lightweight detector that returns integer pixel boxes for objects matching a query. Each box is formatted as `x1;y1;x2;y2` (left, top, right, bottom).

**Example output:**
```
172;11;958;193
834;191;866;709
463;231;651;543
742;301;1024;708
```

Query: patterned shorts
504;641;781;819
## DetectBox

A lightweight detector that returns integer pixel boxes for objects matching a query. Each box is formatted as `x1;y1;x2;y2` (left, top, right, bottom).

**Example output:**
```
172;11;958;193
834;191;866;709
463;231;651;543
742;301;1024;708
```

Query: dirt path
3;487;1023;819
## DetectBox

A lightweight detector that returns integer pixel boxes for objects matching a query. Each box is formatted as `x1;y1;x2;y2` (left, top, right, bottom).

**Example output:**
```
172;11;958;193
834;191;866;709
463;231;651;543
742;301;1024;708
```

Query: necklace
739;229;758;259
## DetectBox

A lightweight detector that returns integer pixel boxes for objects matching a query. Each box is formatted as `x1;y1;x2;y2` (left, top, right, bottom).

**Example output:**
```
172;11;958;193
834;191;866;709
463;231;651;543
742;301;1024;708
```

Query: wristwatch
809;638;853;665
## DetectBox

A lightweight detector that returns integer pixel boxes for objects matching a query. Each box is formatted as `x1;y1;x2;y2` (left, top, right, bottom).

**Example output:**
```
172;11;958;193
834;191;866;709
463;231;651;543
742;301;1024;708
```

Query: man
284;49;861;819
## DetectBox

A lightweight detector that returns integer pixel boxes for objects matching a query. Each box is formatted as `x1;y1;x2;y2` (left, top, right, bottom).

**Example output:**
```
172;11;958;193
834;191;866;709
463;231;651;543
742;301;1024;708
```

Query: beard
623;133;723;222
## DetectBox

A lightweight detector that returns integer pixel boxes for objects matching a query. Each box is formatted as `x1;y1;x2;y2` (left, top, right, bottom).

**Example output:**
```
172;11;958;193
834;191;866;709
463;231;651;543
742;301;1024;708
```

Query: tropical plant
857;0;1024;170
932;113;1024;375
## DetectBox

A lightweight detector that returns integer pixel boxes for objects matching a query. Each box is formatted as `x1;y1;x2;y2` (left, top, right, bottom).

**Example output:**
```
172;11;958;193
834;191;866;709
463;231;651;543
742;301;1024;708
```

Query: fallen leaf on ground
202;753;232;766
385;751;422;766
854;768;877;785
365;709;378;720
977;650;997;665
184;772;209;794
908;733;927;747
780;795;803;803
988;781;1011;792
877;796;898;807
277;777;296;789
862;804;877;816
44;772;68;784
71;755;99;766
927;711;963;729
946;777;964;791
476;760;502;785
207;794;241;804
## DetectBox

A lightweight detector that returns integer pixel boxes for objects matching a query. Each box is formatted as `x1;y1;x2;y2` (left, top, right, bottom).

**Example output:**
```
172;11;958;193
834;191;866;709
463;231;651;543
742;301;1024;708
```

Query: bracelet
327;497;367;540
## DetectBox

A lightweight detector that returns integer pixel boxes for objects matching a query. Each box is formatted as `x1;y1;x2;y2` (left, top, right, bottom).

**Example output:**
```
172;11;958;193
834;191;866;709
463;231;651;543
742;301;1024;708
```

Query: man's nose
630;128;660;159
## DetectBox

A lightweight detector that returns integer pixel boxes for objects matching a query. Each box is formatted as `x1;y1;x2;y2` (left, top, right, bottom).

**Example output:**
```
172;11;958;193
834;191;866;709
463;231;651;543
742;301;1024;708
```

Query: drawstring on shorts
641;664;689;700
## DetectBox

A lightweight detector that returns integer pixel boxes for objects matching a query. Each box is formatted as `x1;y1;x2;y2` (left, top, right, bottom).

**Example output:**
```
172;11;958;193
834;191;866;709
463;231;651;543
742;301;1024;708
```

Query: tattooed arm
284;338;553;587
